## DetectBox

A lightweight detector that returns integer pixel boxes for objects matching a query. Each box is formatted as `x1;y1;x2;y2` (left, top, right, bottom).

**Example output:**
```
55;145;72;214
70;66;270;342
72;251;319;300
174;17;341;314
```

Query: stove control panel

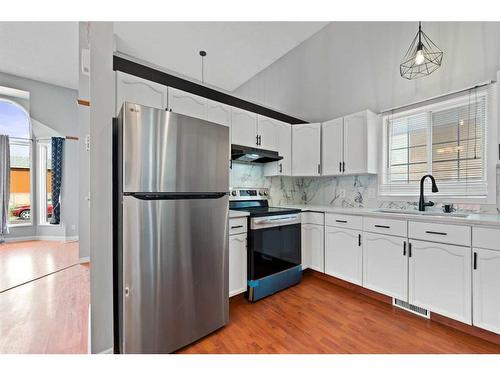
229;188;269;201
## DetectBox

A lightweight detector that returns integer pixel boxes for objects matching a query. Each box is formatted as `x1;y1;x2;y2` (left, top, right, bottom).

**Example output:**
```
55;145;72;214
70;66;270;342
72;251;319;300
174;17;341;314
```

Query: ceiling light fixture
400;22;443;80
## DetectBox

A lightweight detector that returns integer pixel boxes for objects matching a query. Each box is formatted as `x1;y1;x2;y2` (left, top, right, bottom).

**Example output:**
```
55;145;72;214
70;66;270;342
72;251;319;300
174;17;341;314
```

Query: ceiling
0;22;79;89
114;22;328;91
0;22;327;92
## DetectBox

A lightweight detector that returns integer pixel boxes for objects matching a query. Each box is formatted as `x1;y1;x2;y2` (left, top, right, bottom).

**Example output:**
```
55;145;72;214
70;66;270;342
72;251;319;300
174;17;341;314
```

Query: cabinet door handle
256;134;259;146
339;162;342;173
473;252;478;270
317;164;321;174
342;161;345;172
279;163;283;173
259;135;262;146
358;234;362;246
231;225;244;229
375;225;390;229
425;231;447;236
335;219;347;223
403;241;407;256
408;242;412;258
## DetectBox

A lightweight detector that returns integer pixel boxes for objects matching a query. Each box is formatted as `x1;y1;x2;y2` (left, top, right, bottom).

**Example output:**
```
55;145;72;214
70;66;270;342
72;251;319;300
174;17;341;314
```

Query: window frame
36;140;53;226
379;86;497;204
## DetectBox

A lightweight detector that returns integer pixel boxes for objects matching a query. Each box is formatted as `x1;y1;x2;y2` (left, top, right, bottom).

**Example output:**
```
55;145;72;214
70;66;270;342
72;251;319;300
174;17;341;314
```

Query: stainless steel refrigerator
114;102;230;354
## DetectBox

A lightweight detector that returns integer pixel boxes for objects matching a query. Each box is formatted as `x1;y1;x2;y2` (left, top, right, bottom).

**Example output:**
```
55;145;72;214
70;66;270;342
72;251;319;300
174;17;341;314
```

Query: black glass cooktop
229;200;300;217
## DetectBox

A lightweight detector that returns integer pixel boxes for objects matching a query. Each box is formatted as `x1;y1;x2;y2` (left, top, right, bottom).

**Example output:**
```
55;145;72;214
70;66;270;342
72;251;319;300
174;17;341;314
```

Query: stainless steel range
229;188;302;302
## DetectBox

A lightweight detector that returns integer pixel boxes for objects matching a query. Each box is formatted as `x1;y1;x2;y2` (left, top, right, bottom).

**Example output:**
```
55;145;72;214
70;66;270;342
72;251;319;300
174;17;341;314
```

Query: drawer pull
335;220;347;223
425;230;447;236
408;242;412;258
358;234;362;247
403;241;406;256
231;225;244;229
473;252;478;270
374;225;390;229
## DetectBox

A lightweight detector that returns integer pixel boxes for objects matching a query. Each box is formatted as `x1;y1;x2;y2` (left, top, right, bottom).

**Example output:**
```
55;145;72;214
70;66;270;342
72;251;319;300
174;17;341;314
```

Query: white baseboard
80;256;90;264
2;235;79;243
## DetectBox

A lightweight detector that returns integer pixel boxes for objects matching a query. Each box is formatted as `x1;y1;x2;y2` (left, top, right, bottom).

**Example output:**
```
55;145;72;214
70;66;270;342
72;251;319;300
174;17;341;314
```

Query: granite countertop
229;210;250;219
277;204;500;228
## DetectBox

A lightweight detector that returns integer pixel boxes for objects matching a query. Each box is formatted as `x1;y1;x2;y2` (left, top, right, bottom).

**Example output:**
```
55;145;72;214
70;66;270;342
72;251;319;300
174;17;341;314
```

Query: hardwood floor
0;264;89;354
0;240;79;292
179;272;500;354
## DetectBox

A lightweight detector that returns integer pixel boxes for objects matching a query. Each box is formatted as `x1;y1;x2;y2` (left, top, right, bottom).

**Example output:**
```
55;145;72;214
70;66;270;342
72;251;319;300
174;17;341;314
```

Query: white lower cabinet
301;223;324;272
409;240;472;324
363;233;408;301
325;226;362;285
473;247;500;334
229;233;247;297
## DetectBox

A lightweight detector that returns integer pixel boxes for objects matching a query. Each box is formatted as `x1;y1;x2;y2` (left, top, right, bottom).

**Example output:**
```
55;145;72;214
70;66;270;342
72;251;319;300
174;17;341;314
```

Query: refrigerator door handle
125;192;229;200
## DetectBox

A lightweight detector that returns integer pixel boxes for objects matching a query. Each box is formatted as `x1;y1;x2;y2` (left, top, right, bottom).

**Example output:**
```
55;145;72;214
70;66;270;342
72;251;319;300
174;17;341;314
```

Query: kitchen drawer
363;217;407;237
229;217;247;235
409;221;471;246
302;211;324;225
473;227;500;251
325;213;362;230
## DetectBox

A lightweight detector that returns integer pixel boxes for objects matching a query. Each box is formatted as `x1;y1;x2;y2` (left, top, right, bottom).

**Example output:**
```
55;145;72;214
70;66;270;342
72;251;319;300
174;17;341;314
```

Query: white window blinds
380;91;490;199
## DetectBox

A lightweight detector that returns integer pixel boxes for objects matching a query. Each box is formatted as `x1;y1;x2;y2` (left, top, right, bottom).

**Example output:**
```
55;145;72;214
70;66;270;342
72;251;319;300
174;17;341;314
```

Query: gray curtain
50;137;64;225
0;135;10;237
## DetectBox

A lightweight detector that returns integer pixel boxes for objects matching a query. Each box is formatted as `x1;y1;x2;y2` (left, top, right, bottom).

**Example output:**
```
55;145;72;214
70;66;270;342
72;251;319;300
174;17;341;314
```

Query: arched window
0;99;32;225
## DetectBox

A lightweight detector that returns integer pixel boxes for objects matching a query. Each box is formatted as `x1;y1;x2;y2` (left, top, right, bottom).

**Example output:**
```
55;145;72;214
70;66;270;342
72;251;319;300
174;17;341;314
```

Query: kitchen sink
375;209;470;218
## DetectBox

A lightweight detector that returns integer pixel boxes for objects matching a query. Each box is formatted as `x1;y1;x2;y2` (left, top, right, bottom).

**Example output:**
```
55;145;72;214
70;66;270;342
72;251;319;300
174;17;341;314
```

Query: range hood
231;144;283;163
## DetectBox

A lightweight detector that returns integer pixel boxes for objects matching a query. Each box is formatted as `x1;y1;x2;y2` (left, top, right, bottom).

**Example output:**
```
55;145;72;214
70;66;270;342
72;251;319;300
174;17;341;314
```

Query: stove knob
263;191;268;196
258;191;264;196
231;191;237;196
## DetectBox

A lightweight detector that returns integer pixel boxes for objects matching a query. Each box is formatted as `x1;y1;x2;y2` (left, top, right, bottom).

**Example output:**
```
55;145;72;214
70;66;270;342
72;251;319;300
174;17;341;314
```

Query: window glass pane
9;143;31;225
0;101;30;138
431;99;485;182
387;113;428;184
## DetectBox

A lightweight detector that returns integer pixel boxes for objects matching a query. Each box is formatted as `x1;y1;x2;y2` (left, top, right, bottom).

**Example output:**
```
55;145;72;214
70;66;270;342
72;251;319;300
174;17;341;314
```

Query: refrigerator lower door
120;194;229;353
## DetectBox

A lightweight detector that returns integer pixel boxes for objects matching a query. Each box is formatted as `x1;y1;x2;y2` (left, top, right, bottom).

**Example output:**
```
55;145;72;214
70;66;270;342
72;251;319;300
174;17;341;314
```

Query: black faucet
419;174;439;211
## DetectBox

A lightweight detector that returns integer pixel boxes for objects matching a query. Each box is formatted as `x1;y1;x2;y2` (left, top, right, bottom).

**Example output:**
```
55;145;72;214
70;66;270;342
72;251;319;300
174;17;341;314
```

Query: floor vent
393;298;430;319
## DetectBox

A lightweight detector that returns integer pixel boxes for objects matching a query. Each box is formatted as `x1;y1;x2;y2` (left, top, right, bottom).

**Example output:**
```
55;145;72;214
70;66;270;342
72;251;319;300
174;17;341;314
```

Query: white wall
78;22;91;259
89;21;115;354
234;22;500;122
0;72;79;240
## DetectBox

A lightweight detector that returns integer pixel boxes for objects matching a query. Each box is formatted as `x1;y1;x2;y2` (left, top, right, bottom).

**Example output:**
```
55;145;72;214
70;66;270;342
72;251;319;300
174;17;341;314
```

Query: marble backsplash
230;162;500;213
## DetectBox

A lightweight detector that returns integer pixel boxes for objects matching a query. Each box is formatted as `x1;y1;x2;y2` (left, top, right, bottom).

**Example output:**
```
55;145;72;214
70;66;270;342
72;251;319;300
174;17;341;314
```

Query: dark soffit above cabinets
113;55;307;125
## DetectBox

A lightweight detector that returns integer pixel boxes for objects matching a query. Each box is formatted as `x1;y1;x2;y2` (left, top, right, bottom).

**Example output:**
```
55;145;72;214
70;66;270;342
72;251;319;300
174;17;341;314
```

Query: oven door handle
251;215;301;229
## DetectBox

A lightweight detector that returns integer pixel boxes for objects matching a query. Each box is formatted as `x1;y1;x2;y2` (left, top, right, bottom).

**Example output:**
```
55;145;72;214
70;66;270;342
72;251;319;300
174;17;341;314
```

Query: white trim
2;235;79;243
98;347;114;354
88;304;91;354
79;256;90;263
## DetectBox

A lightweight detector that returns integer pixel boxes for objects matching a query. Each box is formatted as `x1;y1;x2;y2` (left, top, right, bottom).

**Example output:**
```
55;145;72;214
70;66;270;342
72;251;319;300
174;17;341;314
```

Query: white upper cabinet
473;247;500;334
257;115;282;151
321;110;379;176
322;117;344;175
263;117;292;176
231;107;258;148
292;123;321;176
206;99;231;127
115;72;168;115
409;240;472;324
167;87;207;120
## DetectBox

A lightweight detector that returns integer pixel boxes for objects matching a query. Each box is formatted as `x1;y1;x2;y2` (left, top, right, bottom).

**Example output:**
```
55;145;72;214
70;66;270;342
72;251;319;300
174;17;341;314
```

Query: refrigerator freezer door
121;194;229;353
122;102;230;193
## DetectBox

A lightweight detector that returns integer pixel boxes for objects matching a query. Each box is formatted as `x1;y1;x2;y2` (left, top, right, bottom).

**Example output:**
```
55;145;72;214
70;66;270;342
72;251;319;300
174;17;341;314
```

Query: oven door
248;214;301;281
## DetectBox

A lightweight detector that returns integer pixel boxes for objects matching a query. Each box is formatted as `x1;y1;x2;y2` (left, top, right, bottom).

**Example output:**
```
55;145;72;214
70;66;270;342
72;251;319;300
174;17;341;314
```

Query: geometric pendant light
400;22;443;80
